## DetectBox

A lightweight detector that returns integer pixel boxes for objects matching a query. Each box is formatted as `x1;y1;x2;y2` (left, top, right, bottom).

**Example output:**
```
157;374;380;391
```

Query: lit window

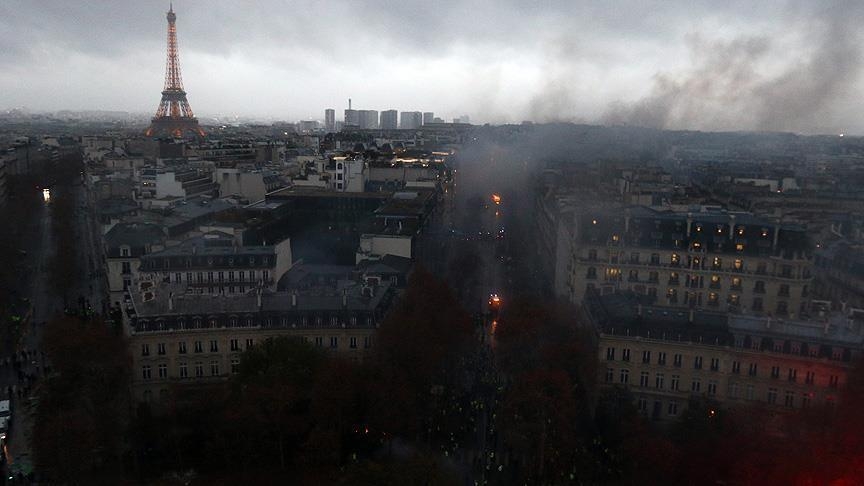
735;244;744;251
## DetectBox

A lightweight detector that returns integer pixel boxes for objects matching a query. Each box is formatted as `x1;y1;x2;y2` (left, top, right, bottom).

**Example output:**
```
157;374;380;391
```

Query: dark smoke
600;3;862;134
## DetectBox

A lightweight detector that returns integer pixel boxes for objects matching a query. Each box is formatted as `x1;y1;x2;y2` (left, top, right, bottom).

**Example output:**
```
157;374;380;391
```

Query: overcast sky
1;1;862;134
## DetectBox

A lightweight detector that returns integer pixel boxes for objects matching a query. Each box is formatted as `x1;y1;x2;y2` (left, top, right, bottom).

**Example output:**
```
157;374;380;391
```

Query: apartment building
138;231;292;295
585;291;862;421
569;206;814;318
126;279;397;401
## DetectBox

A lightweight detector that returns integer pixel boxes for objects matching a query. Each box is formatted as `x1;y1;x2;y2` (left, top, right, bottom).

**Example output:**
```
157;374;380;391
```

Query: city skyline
2;1;864;134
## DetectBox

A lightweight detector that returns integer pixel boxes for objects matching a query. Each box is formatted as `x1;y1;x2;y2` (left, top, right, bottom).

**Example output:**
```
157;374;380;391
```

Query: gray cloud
1;1;863;133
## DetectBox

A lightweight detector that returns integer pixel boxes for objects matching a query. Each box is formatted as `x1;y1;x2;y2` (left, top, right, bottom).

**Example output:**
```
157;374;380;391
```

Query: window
671;253;680;266
218;271;224;282
642;350;651;363
142;365;152;380
756;262;767;274
638;397;648;413
588;249;597;261
606;347;615;361
788;369;797;382
157;343;166;356
691;379;701;393
657;352;667;365
350;337;358;349
805;371;815;385
670;375;680;391
158;363;167;379
673;353;682;367
207;271;214;283
121;247;130;257
194;341;203;353
179;362;188;378
141;344;150;357
731;277;742;290
776;301;788;315
801;394;811;408
121;261;132;275
767;388;778;404
745;384;755;400
586;267;597;279
655;373;665;389
640;371;649;387
630;252;640;263
650;253;660;264
771;366;780;379
707;380;717;396
605;368;614;383
230;339;239;351
195;362;204;377
329;337;338;349
732;361;741;374
694;356;703;370
784;391;795;408
246;338;254;349
729;382;739;398
314;337;323;347
231;359;240;374
622;348;631;362
708;292;719;306
829;375;839;388
649;271;659;283
733;259;743;270
781;265;793;278
748;363;758;376
620;369;630;384
178;341;187;354
667;288;678;303
752;298;763;312
712;257;722;269
210;340;218;352
754;281;765;294
210;360;220;376
710;275;721;289
667;401;679;416
832;348;843;361
364;336;373;349
778;284;790;297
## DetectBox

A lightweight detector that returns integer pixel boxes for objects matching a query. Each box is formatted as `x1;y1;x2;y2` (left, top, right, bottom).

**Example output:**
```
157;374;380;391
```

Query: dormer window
120;246;130;257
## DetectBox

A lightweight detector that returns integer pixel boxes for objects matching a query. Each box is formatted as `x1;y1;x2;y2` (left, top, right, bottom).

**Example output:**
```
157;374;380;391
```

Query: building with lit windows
568;206;814;319
585;291;862;421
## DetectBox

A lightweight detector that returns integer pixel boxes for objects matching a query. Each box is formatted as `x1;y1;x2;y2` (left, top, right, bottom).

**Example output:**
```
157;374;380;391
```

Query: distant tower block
145;4;205;138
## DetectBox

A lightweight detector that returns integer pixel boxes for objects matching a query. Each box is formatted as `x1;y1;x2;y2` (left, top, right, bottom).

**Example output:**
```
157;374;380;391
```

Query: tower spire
145;5;205;138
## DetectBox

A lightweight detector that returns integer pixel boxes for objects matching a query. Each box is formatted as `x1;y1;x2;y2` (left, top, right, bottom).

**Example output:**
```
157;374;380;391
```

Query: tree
34;316;131;481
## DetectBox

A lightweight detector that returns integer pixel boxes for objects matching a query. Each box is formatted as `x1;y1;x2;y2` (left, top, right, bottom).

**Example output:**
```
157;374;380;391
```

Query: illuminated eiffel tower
145;4;205;138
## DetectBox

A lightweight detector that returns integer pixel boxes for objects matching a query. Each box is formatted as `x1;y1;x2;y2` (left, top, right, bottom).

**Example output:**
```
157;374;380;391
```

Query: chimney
342;289;348;308
291;291;297;308
168;292;174;312
348;98;352;110
257;288;262;310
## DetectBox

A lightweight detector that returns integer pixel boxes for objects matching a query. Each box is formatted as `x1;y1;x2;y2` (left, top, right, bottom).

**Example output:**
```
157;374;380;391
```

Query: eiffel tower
145;4;205;138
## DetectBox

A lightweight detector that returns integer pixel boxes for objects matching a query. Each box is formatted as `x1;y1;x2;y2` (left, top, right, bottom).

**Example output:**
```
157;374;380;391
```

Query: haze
1;0;862;134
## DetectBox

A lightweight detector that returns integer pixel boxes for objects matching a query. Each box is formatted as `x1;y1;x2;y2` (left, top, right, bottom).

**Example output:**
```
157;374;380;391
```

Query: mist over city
1;1;864;484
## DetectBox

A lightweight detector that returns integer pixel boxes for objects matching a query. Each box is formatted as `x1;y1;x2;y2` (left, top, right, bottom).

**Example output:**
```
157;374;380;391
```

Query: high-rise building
423;112;434;125
399;111;422;130
380;110;398;130
325;109;336;132
358;110;379;129
145;5;204;138
344;109;359;127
